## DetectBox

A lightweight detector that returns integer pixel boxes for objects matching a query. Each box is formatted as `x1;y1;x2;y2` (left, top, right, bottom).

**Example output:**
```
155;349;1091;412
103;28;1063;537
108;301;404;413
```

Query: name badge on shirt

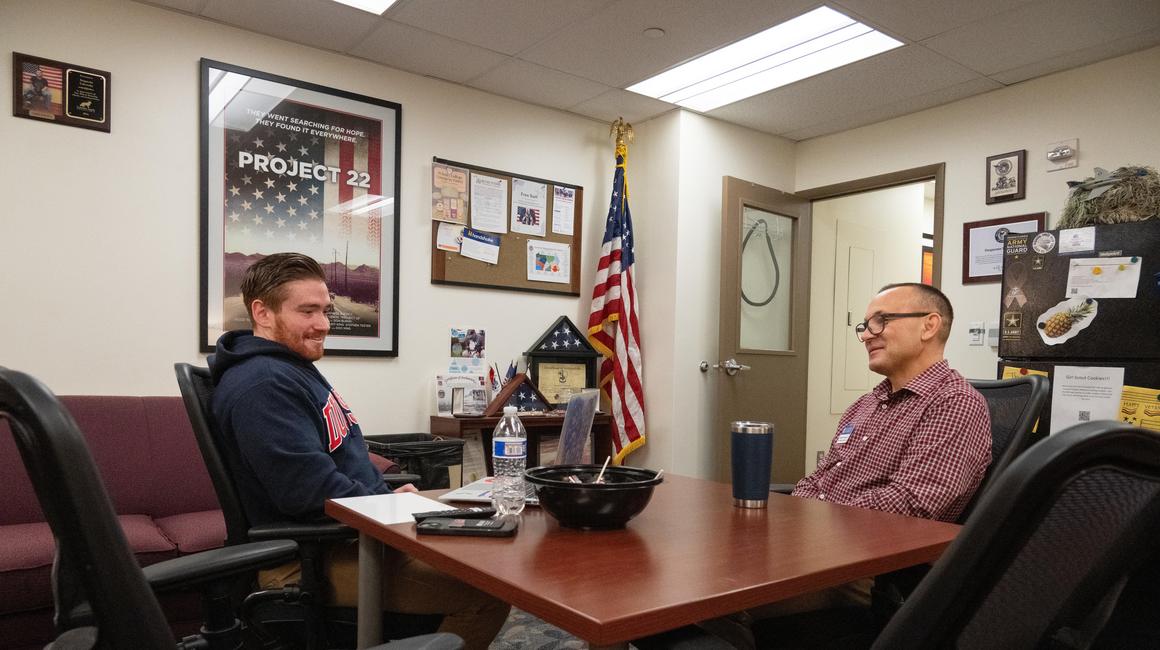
836;423;854;444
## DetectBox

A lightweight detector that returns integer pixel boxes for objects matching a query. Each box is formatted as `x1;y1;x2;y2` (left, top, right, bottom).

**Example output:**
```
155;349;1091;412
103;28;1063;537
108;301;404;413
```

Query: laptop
438;389;600;505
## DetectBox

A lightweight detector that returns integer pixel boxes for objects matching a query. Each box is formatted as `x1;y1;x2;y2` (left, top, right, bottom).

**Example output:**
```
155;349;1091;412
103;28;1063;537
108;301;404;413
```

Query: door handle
699;358;751;376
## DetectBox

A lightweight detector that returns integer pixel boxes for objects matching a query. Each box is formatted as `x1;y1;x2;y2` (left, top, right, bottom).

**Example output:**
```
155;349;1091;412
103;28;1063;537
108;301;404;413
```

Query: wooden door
714;176;811;483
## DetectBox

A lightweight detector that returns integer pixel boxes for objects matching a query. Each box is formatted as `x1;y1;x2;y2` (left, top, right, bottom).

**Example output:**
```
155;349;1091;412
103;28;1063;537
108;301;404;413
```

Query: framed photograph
12;52;110;132
962;212;1046;284
985;150;1026;204
921;245;934;286
199;59;401;356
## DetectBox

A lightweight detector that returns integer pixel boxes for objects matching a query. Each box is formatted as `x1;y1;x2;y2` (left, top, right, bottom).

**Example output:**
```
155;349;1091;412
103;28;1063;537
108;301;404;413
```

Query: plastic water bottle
492;406;528;516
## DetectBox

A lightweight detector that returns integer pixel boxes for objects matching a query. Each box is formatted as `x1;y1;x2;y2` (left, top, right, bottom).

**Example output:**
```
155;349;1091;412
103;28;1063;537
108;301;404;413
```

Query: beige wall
797;46;1160;385
0;0;613;436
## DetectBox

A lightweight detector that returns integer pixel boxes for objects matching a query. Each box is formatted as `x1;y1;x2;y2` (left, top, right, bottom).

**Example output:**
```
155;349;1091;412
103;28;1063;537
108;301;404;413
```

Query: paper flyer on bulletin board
1120;384;1160;432
511;178;547;237
1049;366;1124;434
432;163;469;224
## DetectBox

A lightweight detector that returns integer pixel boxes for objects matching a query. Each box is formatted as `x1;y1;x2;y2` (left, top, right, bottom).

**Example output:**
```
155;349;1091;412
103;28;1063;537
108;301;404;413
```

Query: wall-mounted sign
12;52;110;132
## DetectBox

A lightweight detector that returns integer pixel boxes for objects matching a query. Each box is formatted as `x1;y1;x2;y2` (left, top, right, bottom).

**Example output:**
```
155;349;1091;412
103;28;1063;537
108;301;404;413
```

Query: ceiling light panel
329;0;397;15
628;6;902;111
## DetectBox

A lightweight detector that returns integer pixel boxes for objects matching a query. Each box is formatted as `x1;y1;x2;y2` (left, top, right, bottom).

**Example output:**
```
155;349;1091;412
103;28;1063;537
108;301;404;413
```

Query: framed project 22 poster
199;59;401;356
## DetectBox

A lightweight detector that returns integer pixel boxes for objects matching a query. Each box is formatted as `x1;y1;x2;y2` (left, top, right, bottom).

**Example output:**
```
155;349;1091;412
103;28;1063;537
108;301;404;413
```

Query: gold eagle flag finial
610;117;634;149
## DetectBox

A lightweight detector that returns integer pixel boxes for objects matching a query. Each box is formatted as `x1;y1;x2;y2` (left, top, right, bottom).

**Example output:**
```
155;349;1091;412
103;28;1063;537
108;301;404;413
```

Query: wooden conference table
325;474;960;648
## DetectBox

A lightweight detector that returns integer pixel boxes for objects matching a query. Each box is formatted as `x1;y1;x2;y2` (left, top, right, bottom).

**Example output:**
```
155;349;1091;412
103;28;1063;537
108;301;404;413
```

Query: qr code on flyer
1078;410;1091;422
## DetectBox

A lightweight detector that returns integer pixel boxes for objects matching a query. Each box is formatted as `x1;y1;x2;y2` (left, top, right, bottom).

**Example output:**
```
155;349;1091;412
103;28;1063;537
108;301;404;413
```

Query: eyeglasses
854;312;933;340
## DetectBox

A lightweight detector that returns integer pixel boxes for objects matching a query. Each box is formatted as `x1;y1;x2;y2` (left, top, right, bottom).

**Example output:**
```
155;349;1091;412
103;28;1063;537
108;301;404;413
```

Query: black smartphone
416;516;518;537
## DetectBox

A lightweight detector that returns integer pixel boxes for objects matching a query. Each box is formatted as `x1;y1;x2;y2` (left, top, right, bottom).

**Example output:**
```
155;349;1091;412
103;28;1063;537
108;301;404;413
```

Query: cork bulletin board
430;156;583;296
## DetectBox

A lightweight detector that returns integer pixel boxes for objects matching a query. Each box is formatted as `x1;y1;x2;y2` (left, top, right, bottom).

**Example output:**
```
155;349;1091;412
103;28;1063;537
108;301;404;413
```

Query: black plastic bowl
524;464;663;529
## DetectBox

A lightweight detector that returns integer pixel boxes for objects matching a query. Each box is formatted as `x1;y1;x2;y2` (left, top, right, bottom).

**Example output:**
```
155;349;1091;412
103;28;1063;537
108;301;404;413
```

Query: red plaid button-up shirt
793;360;990;522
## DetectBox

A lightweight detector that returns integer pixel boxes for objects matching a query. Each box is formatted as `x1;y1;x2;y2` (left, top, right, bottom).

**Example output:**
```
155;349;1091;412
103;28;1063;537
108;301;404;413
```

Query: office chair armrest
770;483;795;494
249;520;355;543
385;472;423;488
376;633;464;649
143;540;300;591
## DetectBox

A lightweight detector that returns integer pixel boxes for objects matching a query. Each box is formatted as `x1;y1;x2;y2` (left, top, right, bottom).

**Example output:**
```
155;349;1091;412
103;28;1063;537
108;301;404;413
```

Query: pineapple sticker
1037;297;1098;344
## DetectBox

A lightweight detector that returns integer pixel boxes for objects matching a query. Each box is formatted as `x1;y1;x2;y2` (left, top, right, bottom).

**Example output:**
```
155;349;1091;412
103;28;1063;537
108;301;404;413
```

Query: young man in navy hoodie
210;253;509;649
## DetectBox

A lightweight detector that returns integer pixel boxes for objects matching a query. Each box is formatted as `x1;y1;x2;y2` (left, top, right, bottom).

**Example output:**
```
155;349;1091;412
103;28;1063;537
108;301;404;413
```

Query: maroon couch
0;396;227;650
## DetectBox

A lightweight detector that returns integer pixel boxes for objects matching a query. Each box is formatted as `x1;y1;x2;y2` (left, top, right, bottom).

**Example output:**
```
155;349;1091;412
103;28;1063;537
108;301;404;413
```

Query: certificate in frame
962;212;1046;284
985;150;1026;204
199;59;401;356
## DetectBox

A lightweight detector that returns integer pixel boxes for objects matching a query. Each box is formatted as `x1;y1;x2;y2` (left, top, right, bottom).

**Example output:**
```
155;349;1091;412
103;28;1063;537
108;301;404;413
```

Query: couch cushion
1;396;221;525
0;420;42;525
0;516;177;614
156;510;227;554
139;397;221;517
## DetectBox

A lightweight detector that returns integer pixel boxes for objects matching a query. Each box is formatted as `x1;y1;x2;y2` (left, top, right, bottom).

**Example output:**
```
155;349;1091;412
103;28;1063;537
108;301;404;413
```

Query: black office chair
174;363;443;649
1;366;462;650
873;420;1160;648
861;374;1052;620
959;374;1051;519
0;365;301;649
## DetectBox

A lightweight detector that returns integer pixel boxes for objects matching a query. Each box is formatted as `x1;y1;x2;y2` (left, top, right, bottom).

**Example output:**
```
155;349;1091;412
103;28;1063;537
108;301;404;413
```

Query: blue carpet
490;608;587;649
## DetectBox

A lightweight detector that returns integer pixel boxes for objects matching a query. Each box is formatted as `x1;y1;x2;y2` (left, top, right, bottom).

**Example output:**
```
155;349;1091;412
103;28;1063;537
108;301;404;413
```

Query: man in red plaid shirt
793;282;990;522
747;283;989;621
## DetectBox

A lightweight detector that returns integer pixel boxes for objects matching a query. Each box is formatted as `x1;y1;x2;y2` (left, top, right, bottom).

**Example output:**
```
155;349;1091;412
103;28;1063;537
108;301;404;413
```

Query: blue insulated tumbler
731;421;774;508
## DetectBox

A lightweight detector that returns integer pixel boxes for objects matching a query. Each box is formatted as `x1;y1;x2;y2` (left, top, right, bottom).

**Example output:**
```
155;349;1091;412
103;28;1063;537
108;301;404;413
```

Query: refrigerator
997;220;1160;437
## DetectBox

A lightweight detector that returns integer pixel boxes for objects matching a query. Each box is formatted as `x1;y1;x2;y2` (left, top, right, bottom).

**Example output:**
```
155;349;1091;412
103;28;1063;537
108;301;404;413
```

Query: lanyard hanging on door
741;218;781;307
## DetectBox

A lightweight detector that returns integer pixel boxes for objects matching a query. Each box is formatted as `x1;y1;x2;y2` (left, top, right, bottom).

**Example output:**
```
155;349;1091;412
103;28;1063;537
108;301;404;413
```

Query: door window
740;206;793;352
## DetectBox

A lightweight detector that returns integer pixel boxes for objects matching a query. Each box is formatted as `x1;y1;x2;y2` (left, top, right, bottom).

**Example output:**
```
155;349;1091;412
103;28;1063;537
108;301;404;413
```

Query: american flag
587;141;646;464
22;63;63;89
538;321;587;352
21;62;62;113
505;385;549;413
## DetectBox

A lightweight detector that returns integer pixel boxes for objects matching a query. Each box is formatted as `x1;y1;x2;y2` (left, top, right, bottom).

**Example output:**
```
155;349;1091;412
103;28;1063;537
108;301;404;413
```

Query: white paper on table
511;178;547;237
459;228;500;264
526;239;571;283
551;186;575;236
1058;227;1096;254
330;492;453;526
470;173;508;233
1064;256;1142;299
436;222;464;252
1049;365;1125;434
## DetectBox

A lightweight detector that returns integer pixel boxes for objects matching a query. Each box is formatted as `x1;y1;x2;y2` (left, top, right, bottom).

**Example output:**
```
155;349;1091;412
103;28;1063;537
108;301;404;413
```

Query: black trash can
365;433;466;491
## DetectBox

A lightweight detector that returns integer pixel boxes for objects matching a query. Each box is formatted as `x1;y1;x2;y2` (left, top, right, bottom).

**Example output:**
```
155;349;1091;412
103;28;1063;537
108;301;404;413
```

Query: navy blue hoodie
209;330;388;526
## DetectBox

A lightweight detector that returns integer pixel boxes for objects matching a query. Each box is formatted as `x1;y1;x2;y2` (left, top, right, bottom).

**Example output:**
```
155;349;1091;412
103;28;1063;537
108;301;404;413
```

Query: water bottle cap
503;406;518;416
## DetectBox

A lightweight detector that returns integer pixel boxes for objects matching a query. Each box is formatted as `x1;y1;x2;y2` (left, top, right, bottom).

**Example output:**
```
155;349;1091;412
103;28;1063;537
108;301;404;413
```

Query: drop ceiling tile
831;0;1037;41
201;0;381;52
518;0;819;88
136;0;209;13
466;59;612;111
991;26;1160;85
922;0;1160;75
388;0;611;56
782;76;1003;140
708;45;980;135
350;20;509;83
569;89;675;125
